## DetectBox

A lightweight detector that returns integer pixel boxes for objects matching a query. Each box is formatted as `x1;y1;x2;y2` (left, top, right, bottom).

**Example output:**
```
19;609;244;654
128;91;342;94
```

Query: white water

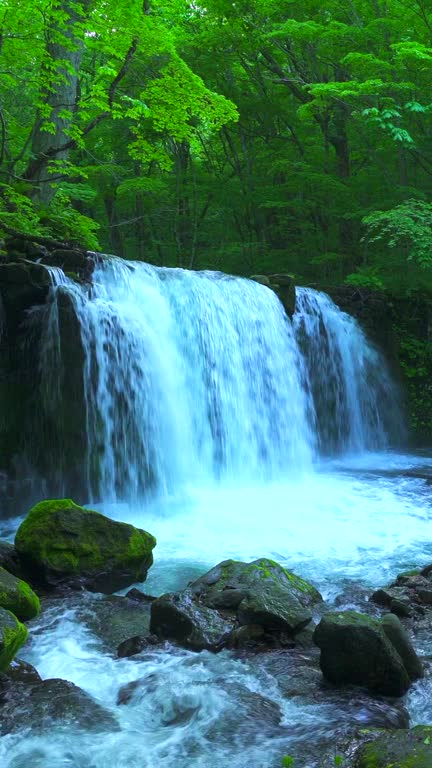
1;261;430;767
34;259;401;502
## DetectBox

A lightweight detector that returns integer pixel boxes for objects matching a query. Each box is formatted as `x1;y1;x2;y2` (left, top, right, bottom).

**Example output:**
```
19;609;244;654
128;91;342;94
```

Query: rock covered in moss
313;611;421;697
350;726;432;768
0;567;40;621
15;499;156;593
0;608;28;672
150;558;322;651
192;558;321;630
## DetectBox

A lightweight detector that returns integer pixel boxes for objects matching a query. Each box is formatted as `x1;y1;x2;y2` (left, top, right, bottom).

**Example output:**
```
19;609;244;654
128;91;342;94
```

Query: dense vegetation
0;0;431;290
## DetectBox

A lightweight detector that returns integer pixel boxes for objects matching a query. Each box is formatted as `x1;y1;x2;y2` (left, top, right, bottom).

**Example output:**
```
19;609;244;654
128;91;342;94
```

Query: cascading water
294;288;402;454
33;258;401;502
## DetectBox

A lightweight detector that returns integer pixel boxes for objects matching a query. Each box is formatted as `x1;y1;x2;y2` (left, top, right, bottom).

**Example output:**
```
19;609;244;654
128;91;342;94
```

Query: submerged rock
0;608;28;672
0;676;118;734
313;611;421;697
150;558;322;651
0;566;40;621
15;498;156;593
77;594;153;652
117;633;159;658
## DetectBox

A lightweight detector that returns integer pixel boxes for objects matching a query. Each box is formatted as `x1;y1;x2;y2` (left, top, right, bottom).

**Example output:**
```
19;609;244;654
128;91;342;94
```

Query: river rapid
1;452;432;768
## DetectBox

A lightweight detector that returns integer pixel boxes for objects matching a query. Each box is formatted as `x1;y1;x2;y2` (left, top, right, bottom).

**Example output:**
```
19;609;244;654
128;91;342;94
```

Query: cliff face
0;238;96;518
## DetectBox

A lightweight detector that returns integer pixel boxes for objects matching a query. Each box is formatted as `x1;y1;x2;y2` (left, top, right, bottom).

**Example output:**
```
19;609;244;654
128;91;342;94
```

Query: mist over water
2;259;431;768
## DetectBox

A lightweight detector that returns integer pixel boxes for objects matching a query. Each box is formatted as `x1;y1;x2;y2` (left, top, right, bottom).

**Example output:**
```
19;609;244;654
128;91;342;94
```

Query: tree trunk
24;0;92;203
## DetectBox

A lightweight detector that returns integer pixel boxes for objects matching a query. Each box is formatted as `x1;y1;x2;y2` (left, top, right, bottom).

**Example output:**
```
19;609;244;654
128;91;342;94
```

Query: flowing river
0;262;431;767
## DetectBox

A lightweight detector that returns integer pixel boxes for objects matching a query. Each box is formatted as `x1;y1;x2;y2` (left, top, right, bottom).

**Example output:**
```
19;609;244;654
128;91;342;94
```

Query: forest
1;0;432;287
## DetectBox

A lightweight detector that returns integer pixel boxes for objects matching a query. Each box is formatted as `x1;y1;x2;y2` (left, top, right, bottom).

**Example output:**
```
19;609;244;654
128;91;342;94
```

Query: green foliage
345;268;385;290
281;757;295;767
1;0;432;292
362;201;432;270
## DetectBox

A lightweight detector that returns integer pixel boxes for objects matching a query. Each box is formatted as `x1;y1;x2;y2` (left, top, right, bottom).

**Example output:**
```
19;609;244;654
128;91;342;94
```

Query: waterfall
294;288;400;454
33;260;401;502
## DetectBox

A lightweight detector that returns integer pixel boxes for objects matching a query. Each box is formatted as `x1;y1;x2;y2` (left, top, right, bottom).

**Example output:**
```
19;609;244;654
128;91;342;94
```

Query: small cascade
31;260;402;502
46;265;70;286
294;288;400;453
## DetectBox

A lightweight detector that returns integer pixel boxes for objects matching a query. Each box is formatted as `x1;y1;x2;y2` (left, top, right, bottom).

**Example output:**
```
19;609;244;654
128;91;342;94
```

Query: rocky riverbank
1;497;431;767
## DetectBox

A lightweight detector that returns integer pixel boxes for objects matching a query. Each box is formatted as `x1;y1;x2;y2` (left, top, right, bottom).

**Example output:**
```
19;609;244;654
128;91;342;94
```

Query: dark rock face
313;611;422;697
250;274;296;316
15;498;156;593
0;240;98;511
0;542;22;579
0;676;118;735
150;558;322;651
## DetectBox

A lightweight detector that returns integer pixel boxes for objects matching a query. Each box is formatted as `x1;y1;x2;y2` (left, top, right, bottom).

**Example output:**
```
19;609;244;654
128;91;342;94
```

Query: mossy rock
0;567;40;621
192;558;322;635
313;611;414;697
0;608;28;672
15;499;156;593
352;725;432;767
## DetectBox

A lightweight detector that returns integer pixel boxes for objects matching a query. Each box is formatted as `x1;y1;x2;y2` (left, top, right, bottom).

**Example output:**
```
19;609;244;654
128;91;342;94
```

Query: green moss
15;498;156;591
354;726;432;767
0;567;40;621
0;609;28;672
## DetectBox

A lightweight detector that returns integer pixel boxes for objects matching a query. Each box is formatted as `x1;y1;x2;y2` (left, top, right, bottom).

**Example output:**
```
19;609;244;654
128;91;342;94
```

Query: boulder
0;608;28;672
0;566;40;621
349;725;432;768
191;558;321;629
150;590;235;650
151;558;322;651
15;498;156;593
313;611;417;696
